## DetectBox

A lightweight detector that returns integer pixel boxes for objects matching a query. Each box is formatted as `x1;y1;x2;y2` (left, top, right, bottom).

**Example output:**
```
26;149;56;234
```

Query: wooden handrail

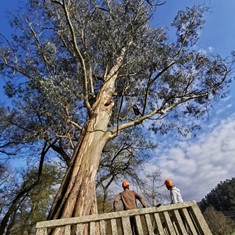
36;200;212;235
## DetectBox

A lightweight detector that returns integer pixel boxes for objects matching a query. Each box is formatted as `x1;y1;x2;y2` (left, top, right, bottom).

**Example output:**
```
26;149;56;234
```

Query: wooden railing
36;201;212;235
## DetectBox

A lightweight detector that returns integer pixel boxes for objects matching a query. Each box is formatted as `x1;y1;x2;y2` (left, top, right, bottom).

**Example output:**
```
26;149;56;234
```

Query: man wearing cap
113;180;147;211
164;179;191;234
113;180;146;235
164;178;183;204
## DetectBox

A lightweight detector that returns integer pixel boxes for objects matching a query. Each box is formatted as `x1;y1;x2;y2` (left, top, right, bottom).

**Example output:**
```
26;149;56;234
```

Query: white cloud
215;103;233;115
145;113;235;203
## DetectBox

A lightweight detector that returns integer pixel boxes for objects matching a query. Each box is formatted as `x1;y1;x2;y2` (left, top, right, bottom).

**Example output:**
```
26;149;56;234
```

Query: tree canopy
0;1;232;158
0;0;234;230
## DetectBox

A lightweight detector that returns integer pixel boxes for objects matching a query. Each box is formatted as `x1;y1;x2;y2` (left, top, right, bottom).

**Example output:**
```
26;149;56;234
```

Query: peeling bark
48;75;117;235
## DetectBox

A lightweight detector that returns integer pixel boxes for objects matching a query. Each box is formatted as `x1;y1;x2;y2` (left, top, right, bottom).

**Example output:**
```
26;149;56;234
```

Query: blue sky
0;0;235;203
145;0;235;202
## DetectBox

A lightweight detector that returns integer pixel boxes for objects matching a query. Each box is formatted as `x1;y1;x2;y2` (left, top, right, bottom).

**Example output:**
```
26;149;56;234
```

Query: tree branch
0;141;49;234
60;0;92;115
108;91;210;138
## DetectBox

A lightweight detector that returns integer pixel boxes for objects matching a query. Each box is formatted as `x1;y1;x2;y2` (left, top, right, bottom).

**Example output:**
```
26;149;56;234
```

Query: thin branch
26;17;55;74
108;91;210;138
145;0;166;7
142;75;152;116
0;141;49;234
59;0;92;114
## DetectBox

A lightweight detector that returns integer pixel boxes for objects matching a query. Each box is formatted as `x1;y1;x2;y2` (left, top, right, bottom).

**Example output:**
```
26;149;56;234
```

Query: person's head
122;180;130;189
165;179;174;190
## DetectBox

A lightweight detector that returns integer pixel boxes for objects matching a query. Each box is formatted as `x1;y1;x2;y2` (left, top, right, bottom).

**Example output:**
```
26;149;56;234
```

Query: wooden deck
36;200;212;235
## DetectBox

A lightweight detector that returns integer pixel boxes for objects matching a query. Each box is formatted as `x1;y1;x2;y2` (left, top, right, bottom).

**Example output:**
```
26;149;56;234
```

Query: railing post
173;210;188;235
99;220;106;235
135;215;144;235
182;208;198;235
64;225;71;235
76;223;83;235
111;218;118;235
163;211;177;235
190;202;213;235
145;213;155;234
154;212;165;235
36;228;47;235
121;216;132;235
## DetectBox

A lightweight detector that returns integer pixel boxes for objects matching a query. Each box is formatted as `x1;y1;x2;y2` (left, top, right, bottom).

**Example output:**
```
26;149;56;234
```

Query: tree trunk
48;79;116;231
47;50;126;235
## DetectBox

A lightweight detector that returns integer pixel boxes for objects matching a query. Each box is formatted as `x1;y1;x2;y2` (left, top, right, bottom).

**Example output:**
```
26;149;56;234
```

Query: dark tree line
200;177;235;220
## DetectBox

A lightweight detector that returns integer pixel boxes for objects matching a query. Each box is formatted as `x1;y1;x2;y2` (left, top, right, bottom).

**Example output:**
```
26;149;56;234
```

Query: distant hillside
199;177;235;220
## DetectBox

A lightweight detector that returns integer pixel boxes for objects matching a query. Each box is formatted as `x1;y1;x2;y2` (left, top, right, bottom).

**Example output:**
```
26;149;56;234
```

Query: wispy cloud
146;113;235;202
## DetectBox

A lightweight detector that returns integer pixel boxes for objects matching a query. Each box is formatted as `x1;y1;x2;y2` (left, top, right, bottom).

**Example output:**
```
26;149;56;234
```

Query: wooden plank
145;213;155;234
122;216;133;235
76;223;83;235
111;219;118;235
172;221;180;235
64;225;71;235
173;210;188;235
99;220;106;235
190;205;213;235
163;211;177;235
90;222;96;235
135;215;144;235
153;213;165;235
36;228;47;235
182;208;198;235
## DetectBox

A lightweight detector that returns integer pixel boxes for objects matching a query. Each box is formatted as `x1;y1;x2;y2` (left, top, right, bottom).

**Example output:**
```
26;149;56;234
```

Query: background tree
203;206;235;235
0;164;62;235
140;170;166;206
96;127;156;212
200;178;235;220
0;0;233;227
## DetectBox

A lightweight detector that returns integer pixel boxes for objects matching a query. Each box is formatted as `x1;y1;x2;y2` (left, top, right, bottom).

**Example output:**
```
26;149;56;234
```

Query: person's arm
113;194;121;211
135;192;147;208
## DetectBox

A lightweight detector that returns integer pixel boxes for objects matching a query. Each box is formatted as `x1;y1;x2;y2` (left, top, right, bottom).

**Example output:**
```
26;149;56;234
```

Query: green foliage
203;206;235;235
0;164;63;235
0;1;232;158
200;178;235;221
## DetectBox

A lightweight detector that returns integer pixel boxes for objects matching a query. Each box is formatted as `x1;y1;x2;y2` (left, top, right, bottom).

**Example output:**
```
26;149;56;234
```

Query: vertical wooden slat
111;218;118;235
172;221;180;235
64;225;71;235
173;210;188;235
153;213;165;235
164;226;169;235
145;213;155;234
190;204;213;235
99;220;106;235
121;216;132;235
182;208;198;235
135;215;144;235
76;223;83;235
90;222;96;235
163;211;177;235
36;228;47;235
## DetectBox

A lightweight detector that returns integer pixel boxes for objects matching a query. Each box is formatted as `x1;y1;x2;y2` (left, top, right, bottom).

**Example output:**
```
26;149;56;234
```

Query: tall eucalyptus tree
0;0;233;225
